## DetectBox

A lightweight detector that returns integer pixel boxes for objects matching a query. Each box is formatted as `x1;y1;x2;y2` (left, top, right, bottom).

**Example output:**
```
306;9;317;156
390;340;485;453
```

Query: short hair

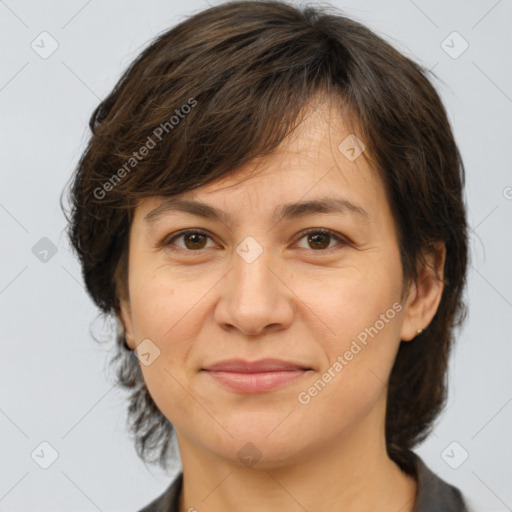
64;0;469;473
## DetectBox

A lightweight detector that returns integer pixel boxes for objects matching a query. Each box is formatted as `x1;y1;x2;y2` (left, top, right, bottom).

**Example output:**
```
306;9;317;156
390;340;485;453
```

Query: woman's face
119;99;440;468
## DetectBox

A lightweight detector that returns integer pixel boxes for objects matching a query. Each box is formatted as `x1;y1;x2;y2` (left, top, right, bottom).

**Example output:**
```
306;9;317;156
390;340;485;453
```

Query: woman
65;1;470;510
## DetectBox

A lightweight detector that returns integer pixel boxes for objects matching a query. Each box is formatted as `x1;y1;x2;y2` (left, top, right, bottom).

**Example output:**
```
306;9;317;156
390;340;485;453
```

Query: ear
399;242;446;342
118;297;136;350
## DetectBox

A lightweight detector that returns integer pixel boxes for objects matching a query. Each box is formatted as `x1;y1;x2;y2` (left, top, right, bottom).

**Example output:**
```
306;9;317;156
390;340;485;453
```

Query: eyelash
158;228;349;254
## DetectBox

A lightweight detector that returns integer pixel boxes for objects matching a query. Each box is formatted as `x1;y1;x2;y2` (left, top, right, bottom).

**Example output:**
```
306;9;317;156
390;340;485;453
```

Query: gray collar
410;452;468;511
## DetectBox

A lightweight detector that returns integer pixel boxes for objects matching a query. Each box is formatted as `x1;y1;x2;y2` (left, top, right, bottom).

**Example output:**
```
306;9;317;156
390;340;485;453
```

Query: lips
202;358;311;372
201;358;312;393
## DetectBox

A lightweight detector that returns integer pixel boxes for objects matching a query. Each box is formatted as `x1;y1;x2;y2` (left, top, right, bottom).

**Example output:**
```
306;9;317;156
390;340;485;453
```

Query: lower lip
203;370;309;393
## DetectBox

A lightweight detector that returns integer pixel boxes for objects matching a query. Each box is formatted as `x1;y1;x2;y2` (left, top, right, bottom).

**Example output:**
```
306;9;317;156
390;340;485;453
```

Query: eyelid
157;228;217;250
294;227;350;250
158;227;350;252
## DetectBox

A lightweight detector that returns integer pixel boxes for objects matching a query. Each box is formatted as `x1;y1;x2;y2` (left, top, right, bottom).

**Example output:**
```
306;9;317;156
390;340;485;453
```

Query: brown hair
63;0;469;472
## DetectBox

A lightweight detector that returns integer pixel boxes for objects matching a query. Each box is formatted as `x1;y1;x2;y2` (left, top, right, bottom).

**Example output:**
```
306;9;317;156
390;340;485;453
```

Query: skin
119;95;446;512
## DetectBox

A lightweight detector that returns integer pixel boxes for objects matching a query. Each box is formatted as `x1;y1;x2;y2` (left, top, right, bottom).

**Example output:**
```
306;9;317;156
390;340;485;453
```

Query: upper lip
202;358;312;372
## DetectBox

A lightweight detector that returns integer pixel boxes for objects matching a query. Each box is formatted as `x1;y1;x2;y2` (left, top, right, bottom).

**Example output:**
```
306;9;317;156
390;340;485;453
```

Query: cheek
308;266;402;350
300;253;404;404
128;273;203;427
128;261;200;343
130;283;174;340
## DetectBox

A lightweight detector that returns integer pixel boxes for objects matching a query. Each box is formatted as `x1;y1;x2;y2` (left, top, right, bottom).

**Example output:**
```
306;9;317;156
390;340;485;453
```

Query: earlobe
118;298;135;350
399;242;446;342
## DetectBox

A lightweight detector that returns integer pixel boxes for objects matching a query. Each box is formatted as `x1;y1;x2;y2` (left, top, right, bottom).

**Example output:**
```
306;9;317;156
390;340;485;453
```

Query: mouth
201;358;313;393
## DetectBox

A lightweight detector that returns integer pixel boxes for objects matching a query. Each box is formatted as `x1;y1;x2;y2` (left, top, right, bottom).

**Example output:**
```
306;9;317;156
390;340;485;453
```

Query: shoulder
411;452;470;512
137;473;183;512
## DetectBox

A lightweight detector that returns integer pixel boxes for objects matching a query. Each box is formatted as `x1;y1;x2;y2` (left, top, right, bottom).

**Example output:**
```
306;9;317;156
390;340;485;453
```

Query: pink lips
201;358;311;393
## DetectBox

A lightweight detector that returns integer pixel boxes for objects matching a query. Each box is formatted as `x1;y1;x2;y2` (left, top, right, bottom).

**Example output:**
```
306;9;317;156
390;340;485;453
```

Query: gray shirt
138;453;469;512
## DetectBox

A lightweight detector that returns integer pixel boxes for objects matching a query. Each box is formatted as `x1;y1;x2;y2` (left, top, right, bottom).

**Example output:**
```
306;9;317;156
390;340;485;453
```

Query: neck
175;404;417;512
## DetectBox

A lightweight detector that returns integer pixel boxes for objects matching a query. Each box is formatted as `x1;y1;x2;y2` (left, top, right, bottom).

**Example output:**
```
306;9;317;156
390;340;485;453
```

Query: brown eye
162;228;346;254
296;228;346;251
163;230;214;251
183;232;208;250
307;232;331;250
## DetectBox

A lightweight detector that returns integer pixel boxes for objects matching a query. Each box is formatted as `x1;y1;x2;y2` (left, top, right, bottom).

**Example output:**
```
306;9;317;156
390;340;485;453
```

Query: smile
202;369;311;393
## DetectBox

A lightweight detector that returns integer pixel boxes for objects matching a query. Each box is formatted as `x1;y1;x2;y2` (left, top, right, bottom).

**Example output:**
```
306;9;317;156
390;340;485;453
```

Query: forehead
134;97;387;227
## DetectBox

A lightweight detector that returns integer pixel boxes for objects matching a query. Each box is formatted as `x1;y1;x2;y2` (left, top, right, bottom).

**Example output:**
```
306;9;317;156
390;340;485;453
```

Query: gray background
1;0;511;510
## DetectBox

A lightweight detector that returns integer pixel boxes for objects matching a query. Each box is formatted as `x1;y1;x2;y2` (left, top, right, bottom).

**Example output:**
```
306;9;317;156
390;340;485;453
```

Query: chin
205;423;311;470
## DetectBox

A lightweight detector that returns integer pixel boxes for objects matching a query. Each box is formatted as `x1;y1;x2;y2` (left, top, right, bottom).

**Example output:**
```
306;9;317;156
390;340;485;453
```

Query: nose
214;243;294;337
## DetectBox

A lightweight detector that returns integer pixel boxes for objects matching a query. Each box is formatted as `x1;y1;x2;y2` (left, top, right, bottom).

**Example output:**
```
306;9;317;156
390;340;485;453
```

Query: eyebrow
143;196;370;226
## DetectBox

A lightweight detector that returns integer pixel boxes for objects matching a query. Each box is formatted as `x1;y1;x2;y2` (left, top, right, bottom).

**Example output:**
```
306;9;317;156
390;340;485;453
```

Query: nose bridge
234;234;278;306
215;234;293;334
235;235;274;295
